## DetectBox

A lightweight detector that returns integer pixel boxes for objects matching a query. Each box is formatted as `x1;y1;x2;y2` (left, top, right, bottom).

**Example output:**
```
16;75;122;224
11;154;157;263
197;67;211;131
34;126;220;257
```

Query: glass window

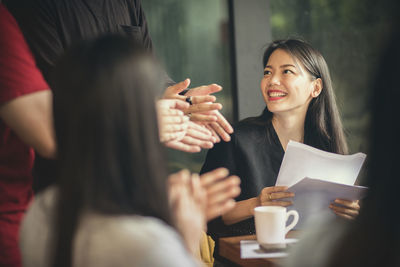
269;0;394;156
142;0;233;173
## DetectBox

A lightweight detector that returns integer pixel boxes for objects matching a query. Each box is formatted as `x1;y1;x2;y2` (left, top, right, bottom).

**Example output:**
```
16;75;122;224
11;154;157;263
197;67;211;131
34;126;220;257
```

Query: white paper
276;141;366;187
274;141;367;228
240;240;288;259
288;177;368;227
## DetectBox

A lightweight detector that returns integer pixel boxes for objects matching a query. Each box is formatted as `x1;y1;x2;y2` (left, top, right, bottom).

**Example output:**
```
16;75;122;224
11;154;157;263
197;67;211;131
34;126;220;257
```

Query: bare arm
222;186;294;225
0;90;55;158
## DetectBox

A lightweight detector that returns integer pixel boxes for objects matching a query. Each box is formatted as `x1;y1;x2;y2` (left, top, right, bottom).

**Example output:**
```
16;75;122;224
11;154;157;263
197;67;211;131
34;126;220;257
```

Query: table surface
218;231;299;267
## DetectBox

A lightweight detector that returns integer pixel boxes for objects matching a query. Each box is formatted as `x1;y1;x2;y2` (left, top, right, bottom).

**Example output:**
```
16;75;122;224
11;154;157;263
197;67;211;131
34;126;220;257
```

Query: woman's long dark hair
258;39;348;154
50;35;173;267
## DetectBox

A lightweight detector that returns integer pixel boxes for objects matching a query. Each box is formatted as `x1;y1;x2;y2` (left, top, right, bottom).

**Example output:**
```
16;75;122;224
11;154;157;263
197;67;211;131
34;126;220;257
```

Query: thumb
165;78;191;96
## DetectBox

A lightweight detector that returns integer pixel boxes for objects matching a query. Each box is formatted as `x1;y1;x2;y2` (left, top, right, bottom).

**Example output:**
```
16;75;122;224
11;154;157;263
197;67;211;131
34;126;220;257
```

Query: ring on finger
268;193;272;201
185;96;193;105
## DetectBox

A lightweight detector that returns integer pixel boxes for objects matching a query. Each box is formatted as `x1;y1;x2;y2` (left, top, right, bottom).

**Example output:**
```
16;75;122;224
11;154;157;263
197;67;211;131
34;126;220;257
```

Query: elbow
36;140;57;159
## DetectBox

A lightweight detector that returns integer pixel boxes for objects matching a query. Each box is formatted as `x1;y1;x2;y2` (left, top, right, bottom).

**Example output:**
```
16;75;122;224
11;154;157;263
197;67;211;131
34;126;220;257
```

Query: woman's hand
168;170;207;255
258;186;294;207
199;168;241;221
330;199;360;220
156;99;189;143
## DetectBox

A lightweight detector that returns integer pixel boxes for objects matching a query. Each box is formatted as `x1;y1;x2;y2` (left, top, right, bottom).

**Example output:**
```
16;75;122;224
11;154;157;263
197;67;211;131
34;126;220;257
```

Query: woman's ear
311;78;323;98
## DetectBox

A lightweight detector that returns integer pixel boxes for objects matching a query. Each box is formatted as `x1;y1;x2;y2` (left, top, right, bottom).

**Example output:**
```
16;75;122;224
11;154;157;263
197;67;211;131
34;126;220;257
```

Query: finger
333;210;355;220
207;185;241;206
186;103;222;114
162;115;189;124
261;186;289;194
187;122;212;135
215;111;234;134
334;199;360;210
186;128;215;142
191;95;217;104
157;99;189;111
189;113;218;123
206;125;220;143
261;201;293;207
210;121;231;142
329;204;359;216
158;108;185;116
160;131;186;143
191;173;206;203
162;123;188;133
205;175;241;197
163;79;191;99
206;199;236;221
200;168;229;187
270;191;295;200
165;140;201;153
181;136;214;149
185;84;222;96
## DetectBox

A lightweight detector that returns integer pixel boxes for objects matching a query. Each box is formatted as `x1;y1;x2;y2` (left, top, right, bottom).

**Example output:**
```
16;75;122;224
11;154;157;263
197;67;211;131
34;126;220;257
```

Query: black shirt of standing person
4;0;174;192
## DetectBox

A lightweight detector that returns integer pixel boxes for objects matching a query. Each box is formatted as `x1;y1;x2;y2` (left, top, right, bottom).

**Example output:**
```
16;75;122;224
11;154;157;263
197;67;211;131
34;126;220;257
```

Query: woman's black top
200;109;285;256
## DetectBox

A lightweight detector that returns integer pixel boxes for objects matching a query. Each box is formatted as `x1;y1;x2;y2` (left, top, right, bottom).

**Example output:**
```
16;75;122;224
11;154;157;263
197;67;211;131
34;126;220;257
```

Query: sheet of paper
276;141;366;187
240;240;287;259
287;177;368;228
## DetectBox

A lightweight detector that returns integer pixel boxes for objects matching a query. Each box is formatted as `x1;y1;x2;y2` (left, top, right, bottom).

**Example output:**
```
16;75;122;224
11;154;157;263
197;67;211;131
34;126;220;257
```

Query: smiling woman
200;39;360;262
261;49;322;115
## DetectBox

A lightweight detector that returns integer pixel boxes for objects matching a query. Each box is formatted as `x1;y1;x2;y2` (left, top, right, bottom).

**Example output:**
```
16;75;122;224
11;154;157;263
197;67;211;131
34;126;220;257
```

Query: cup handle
285;210;299;235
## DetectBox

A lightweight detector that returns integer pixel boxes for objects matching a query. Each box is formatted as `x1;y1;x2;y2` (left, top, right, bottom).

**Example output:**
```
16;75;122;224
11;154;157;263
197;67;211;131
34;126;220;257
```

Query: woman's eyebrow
264;64;296;69
279;64;296;68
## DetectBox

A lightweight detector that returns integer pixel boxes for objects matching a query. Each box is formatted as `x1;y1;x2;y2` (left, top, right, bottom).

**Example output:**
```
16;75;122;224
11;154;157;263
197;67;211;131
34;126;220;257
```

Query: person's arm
0;4;56;158
0;90;55;158
221;186;294;225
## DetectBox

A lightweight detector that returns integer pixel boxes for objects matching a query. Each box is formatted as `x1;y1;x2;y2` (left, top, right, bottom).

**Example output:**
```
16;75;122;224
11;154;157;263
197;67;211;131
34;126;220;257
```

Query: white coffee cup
254;206;299;245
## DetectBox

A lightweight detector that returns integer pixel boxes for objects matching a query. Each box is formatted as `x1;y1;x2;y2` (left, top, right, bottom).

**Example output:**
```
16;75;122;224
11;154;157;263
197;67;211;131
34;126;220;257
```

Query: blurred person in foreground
284;26;400;267
19;35;239;267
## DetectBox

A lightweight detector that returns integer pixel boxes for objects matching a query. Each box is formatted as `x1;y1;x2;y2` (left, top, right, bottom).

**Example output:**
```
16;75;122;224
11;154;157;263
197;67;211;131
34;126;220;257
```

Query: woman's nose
268;73;280;86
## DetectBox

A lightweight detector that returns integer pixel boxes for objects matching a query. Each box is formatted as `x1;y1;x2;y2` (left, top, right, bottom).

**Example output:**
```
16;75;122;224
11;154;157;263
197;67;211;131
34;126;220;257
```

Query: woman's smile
267;89;288;101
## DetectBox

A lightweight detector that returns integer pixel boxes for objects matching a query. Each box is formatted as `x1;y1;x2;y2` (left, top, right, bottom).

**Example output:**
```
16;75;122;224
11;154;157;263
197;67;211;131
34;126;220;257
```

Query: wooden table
218;232;299;267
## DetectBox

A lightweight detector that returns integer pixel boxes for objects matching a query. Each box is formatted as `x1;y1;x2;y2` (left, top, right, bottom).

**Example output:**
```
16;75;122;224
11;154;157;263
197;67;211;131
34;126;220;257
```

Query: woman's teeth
268;92;287;97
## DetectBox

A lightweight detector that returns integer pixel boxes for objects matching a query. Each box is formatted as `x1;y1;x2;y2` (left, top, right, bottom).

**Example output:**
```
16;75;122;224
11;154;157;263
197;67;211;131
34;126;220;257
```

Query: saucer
259;238;298;250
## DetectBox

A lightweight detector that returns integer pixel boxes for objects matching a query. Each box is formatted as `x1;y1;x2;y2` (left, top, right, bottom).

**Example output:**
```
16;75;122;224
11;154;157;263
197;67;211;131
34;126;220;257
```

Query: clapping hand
199;168;241;221
168;170;207;255
163;78;234;142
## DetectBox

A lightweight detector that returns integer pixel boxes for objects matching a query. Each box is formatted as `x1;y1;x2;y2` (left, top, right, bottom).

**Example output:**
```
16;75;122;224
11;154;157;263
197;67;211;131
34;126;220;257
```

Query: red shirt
0;4;49;213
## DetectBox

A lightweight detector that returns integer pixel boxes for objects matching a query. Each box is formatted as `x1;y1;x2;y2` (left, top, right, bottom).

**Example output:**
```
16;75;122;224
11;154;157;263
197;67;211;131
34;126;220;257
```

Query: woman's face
260;49;319;116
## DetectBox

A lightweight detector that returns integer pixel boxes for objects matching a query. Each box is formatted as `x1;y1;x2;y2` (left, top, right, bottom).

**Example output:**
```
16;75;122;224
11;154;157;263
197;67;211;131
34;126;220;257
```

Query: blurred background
142;0;396;178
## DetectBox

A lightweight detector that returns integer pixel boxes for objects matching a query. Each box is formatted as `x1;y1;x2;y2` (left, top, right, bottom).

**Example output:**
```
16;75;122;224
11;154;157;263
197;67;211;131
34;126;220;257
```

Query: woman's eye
283;69;294;74
264;70;271;75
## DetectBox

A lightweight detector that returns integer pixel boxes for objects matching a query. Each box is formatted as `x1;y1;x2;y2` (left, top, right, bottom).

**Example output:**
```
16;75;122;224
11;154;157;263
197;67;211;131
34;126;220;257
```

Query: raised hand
200;168;241;221
184;84;233;142
168;170;207;255
163;78;234;142
156;99;189;143
164;121;215;153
